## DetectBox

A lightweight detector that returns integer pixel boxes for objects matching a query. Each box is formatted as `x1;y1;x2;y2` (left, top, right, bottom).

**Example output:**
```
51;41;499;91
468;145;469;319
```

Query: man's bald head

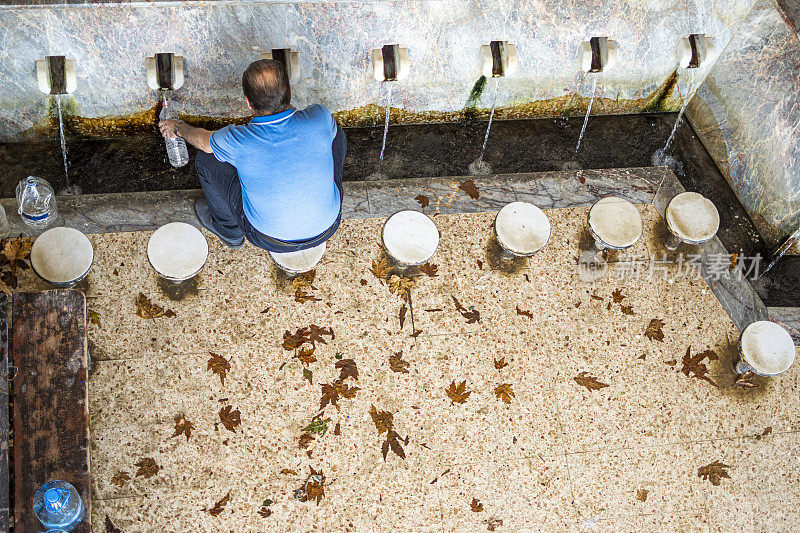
242;59;291;116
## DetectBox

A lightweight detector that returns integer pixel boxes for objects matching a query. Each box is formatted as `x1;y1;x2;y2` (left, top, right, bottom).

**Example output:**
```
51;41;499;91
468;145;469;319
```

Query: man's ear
244;96;253;112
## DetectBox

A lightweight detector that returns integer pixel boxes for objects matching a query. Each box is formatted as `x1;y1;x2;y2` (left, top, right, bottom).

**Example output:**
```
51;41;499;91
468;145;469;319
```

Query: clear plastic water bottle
160;97;189;168
16;176;57;229
33;480;85;531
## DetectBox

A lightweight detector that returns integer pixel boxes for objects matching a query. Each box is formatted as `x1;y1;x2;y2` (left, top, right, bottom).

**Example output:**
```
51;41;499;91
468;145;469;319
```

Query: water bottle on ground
160;97;189;168
0;204;10;238
33;480;85;531
16;176;57;229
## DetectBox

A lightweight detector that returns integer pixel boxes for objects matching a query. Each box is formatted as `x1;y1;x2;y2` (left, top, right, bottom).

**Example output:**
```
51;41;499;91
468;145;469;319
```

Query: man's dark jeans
195;125;346;253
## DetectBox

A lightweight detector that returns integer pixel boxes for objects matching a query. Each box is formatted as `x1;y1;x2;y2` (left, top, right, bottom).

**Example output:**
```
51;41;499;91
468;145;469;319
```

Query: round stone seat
494;202;551;257
381;210;440;267
147;222;209;282
588;196;643;250
737;321;796;377
665;191;720;249
269;242;326;276
30;226;93;286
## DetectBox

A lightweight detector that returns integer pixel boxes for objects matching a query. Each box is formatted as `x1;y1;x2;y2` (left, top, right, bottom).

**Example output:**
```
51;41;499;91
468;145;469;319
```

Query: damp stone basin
147;222;209;282
588;196;643;250
736;320;796;377
269;242;326;276
381;210;440;267
494;201;551;258
665;191;720;249
30;226;94;286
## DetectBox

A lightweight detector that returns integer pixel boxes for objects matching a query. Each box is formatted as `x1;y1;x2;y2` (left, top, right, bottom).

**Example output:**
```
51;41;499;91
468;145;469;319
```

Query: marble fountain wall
688;0;800;253
0;0;755;141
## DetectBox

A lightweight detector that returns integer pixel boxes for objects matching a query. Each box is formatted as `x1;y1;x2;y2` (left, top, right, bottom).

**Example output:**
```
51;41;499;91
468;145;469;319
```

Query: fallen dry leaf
207;352;231;385
399;304;407;329
110;471;131;487
644;318;665;342
516;305;534;320
335;358;359;381
681;347;719;388
620;305;635;316
494;358;508;370
415;194;430;208
206;491;231;516
370;405;394;434
135;293;175;319
389;351;411;373
171;414;195;441
574;371;610;391
470;497;484;512
303;368;313;384
134;457;160;478
420;263;439;277
381;429;408;461
280;469;298;476
298;433;315;449
370;255;393;280
445;379;471;404
297;345;317;365
388;274;414;301
88;310;102;328
735;371;759;390
698;460;731;486
320;381;360;411
494;383;515;404
459;179;480;199
487;518;504;531
452;296;480;323
636;489;649;502
303;467;326;504
762;426;772;437
219;405;241;432
294;288;321;303
1;237;32;271
612;289;625;303
334;422;341;435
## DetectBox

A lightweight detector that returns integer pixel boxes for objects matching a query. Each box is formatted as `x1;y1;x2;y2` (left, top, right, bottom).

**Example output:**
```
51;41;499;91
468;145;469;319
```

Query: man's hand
158;119;182;139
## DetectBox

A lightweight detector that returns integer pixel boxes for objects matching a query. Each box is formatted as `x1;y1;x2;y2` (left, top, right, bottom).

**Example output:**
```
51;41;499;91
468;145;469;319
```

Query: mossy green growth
463;76;487;120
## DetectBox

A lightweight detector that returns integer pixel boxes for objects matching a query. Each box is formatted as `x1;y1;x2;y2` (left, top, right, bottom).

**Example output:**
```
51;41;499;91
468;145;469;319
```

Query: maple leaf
171;414;194;441
470;497;484;512
459;179;480;199
399;304;407;329
698;460;731;486
134;457;160;478
106;515;122;533
0;269;17;289
420;263;439;277
298;433;315;449
487;518;504;531
494;358;508;369
370;255;392;280
110;471;131;487
445;380;471;404
293;270;316;290
135;293;175;319
294;288;321;303
516;305;534;320
494;383;515;404
620;305;635;316
207;352;231;385
645;319;665;342
301;415;331;435
320;382;360;411
370;405;394;434
636;489;649;502
452;296;480;323
304;467;326;504
206;491;231;516
381;430;408;461
1;237;32;273
389;351;410;373
88;310;102;328
574;371;610;391
258;498;274;518
680;347;719;387
307;324;335;345
415;194;430;208
388;274;414;301
219;405;241;432
297;345;317;365
280;468;298;476
735;371;759;390
612;289;625;303
283;328;311;350
335;358;359;381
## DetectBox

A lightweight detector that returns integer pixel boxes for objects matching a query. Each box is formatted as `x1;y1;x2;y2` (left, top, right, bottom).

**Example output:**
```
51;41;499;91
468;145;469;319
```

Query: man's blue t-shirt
209;104;340;241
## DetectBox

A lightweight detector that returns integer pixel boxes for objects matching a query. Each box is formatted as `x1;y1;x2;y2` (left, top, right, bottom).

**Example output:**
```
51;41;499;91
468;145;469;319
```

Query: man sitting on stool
158;59;345;252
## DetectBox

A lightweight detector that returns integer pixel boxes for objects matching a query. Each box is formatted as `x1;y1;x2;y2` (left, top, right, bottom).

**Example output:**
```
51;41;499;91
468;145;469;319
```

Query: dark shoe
194;198;245;249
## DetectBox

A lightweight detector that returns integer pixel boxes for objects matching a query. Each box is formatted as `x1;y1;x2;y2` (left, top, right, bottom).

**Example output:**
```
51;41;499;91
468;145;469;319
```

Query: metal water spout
480;41;517;78
35;56;77;95
371;44;410;82
145;53;184;91
261;48;301;82
577;37;618;73
677;34;715;69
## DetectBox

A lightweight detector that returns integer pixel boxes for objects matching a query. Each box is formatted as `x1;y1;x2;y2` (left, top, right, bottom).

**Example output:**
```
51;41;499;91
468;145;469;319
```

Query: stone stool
588;196;643;252
736;321;796;377
381;210;439;271
664;191;720;250
494;202;551;260
269;242;326;277
147;222;209;282
30;227;93;287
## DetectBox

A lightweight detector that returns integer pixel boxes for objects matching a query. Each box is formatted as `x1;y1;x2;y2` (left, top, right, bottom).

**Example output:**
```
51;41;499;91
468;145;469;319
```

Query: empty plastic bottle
160;97;189;168
16;176;57;229
33;480;85;531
